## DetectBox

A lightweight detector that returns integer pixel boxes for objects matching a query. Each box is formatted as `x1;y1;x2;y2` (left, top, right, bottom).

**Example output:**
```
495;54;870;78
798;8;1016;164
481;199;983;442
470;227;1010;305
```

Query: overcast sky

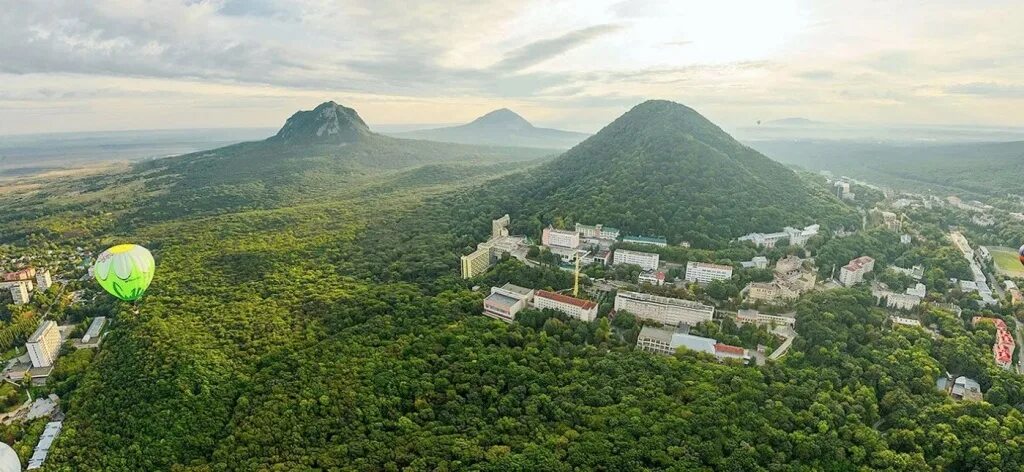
2;0;1023;135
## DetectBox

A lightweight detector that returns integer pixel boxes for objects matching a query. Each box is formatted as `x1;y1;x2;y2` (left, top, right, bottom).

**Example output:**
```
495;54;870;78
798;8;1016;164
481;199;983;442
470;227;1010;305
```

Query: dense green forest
2;100;1022;470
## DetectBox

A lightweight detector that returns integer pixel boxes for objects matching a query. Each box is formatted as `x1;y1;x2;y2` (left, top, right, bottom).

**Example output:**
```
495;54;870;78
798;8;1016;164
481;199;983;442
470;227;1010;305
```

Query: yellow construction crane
573;251;582;297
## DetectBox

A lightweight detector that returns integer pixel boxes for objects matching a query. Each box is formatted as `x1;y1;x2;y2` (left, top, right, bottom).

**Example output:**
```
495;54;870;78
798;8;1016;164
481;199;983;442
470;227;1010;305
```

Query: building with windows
972;317;1015;370
534;290;598;322
26;321;61;369
612;249;659;271
460;216;530;278
735;309;796;327
891;316;921;327
738;224;819;248
638;270;666;286
635;326;748;361
81;316;107;344
542;226;580;250
622;235;668;247
685;261;733;284
906;283;926;298
614;290;714;326
483;284;535;322
575;223;620;241
872;288;921;310
839;256;874;286
0;281;31;305
35;269;52;292
740;256;768;269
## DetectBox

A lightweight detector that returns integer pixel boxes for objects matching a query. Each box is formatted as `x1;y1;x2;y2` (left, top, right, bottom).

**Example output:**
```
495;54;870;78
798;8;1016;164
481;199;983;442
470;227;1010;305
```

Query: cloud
795;70;835;81
945;82;1024;98
489;24;621;73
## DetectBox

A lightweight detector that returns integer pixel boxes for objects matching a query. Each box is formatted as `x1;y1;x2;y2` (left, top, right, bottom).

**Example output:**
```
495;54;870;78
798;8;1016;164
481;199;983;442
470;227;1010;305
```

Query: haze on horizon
2;0;1024;136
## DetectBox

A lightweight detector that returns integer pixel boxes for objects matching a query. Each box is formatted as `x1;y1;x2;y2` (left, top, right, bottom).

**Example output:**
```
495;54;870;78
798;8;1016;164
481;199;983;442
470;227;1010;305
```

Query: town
0;244;108;470
460;176;1024;399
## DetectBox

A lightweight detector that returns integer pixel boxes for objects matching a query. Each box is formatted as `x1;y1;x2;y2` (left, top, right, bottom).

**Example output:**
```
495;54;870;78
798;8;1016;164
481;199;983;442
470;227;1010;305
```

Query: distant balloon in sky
94;244;155;302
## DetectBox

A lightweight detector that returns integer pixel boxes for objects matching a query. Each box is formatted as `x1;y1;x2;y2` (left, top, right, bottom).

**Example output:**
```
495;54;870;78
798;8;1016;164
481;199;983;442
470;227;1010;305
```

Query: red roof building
973;316;1016;369
533;290;599;322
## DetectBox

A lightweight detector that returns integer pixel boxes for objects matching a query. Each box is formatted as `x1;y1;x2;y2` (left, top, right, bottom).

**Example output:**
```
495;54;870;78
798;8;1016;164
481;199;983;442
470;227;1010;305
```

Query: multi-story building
638;270;666;286
735;309;796;327
740;256;768;269
0;281;31;305
738;224;819;248
34;269;52;292
774;255;803;275
622;235;668;247
460;216;530;278
614;290;714;326
461;247;492;279
534;290;598;322
839;256;874;286
27;321;61;368
900;234;912;244
541;226;580;250
872;288;921;310
905;283;926;298
972;317;1015;370
612;249;659;271
575;223;620;241
82;316;107;343
890;316;921;327
584;250;613;266
684;261;733;284
635;326;748;361
483;284;535;322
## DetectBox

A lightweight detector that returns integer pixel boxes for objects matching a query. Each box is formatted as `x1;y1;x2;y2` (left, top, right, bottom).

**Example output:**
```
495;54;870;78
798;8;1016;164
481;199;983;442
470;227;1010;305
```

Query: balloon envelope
94;244;155;301
1019;245;1024;266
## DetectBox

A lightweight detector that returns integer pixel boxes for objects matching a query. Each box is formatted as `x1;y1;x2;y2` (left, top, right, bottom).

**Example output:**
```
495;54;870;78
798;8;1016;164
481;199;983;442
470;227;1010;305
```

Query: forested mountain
392;108;589;149
442;100;858;247
5;99;1023;471
751;139;1024;198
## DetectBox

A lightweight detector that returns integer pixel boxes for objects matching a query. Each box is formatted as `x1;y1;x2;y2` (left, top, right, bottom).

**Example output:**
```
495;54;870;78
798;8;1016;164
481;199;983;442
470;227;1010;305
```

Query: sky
2;0;1024;135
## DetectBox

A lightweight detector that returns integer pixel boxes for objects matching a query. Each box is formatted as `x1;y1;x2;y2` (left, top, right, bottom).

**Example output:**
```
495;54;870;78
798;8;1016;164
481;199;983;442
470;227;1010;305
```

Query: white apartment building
684;261;733;284
839;256;875;286
35;269;52;292
27;321;61;368
638;270;666;286
735;309;796;327
1;281;31;305
738;224;819;248
575;223;620;241
534;290;598;322
542;226;580;250
613;249;659;271
614;290;714;326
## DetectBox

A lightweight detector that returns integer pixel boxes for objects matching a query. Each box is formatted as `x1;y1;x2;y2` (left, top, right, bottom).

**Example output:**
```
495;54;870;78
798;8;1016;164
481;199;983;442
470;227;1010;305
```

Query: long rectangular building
534;290;598;322
684;261;733;284
614;290;714;326
27;320;61;368
612;249;659;271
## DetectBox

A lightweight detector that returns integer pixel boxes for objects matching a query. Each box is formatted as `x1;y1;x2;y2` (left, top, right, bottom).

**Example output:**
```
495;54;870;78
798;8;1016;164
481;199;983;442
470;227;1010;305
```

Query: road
1017;323;1024;375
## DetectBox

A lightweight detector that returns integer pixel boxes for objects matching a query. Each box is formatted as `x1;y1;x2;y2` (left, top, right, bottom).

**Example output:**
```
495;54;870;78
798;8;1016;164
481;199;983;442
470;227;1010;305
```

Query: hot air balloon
0;440;19;472
1019;244;1024;267
94;244;155;302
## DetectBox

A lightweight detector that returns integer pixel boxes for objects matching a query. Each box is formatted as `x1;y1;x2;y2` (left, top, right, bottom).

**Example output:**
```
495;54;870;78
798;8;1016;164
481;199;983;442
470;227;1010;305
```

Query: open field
990;247;1024;277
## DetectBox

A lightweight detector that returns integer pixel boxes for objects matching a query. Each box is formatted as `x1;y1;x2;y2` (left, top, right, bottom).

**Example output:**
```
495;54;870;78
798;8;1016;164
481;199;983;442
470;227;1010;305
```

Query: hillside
750;140;1024;198
392;108;589;149
445;100;858;246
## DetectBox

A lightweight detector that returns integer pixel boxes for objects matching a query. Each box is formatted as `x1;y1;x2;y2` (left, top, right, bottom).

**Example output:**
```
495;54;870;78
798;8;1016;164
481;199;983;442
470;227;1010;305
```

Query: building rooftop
616;290;714;311
499;283;533;297
714;343;746;356
638;325;674;343
484;292;519;310
27;320;56;343
535;290;597;309
623;235;667;244
615;249;658;258
687;261;732;271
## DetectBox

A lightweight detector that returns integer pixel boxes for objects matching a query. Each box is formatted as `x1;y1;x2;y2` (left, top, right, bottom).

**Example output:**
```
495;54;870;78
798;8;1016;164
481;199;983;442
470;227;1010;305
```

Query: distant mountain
751;139;1024;198
122;101;553;221
450;100;857;246
765;117;824;126
392;108;589;149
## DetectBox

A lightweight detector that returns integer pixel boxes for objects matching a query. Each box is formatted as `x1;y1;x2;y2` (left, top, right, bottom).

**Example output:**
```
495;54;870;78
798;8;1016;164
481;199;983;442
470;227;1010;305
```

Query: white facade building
542;227;580;250
638;271;666;286
26;321;61;368
483;284;535;323
684;261;733;284
1;281;31;305
614;290;714;326
738;224;819;248
613;249;660;271
35;269;52;292
839;256;875;286
534;290;598;322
